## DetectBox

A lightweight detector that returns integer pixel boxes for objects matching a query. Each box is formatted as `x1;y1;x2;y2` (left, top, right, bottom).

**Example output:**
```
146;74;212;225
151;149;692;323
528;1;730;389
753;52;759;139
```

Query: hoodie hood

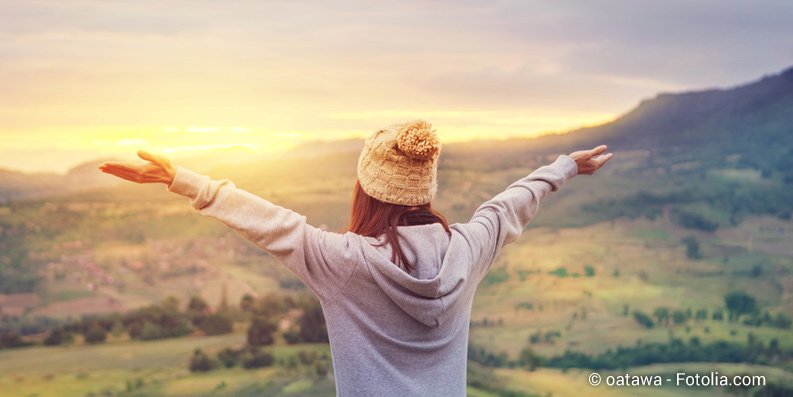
361;223;471;327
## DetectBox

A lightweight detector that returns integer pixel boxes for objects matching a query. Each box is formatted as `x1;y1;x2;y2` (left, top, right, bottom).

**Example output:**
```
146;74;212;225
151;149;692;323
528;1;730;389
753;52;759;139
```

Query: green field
0;333;337;397
469;216;793;359
2;333;789;397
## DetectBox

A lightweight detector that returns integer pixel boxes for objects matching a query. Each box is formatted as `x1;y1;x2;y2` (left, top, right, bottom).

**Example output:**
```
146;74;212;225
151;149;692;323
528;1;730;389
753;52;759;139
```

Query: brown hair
348;180;451;274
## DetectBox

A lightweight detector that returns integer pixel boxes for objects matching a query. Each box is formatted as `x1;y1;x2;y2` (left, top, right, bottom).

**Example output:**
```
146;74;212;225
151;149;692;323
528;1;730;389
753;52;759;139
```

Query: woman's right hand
568;145;613;175
99;150;176;186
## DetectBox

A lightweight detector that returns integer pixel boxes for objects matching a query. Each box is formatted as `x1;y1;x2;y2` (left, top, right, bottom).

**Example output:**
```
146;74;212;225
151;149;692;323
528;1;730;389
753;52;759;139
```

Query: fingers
595;152;614;167
137;150;161;165
99;165;161;184
588;145;608;158
99;162;140;173
99;164;138;178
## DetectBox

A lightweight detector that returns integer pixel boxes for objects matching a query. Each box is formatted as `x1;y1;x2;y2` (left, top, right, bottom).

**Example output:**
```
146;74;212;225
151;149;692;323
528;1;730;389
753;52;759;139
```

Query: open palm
568;145;614;175
99;150;176;185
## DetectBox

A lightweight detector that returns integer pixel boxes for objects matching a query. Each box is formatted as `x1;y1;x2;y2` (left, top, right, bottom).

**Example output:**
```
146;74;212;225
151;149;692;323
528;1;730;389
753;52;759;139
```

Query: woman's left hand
568;145;613;175
99;150;176;186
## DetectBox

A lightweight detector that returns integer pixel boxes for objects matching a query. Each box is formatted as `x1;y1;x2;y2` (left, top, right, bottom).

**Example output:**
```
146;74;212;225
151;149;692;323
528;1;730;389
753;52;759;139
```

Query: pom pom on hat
396;120;439;160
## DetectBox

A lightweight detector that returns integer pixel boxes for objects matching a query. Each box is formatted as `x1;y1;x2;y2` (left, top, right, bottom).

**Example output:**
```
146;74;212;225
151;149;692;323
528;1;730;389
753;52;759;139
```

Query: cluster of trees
528;329;561;345
243;293;328;346
0;292;329;351
630;291;791;330
544;335;790;370
189;346;331;379
184;292;332;380
581;178;793;231
470;333;792;371
468;333;793;396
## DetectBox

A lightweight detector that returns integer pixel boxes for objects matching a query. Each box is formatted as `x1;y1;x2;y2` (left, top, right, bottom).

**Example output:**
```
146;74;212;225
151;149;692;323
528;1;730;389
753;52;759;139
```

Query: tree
632;310;655;329
254;293;292;317
187;296;209;326
43;328;71;346
187;295;209;313
240;294;255;313
84;324;108;344
247;316;277;346
519;347;544;371
242;348;274;369
672;310;687;325
217;347;241;368
725;291;757;321
283;328;301;344
199;313;233;336
124;298;193;340
653;307;670;326
682;236;702;260
218;283;229;312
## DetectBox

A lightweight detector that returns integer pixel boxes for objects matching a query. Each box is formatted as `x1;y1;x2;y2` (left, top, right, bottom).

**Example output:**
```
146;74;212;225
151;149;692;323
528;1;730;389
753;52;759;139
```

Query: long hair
348;180;451;274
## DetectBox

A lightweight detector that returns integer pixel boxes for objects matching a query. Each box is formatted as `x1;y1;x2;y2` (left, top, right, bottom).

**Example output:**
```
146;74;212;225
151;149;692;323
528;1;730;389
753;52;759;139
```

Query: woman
99;120;612;396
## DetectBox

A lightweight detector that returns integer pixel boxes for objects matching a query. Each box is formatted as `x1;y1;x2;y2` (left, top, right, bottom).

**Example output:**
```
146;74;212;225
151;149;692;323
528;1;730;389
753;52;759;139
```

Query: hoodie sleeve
462;155;578;279
166;166;359;302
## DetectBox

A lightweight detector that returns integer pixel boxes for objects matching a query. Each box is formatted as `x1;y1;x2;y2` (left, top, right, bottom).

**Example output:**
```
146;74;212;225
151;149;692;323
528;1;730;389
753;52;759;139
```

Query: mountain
568;66;793;170
0;159;122;203
447;65;793;176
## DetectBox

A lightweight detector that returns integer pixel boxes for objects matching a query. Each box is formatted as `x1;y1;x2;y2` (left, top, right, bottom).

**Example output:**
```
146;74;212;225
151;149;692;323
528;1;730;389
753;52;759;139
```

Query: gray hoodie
166;154;578;396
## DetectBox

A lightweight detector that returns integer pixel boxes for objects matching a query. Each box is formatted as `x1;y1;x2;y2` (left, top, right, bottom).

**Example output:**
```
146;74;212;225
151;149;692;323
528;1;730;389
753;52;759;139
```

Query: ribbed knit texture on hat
357;120;440;206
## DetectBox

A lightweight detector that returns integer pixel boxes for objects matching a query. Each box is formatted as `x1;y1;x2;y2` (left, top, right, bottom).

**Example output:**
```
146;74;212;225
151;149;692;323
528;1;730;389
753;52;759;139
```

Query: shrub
0;331;27;348
43;329;71;346
283;329;301;344
314;361;329;378
84;325;107;345
681;236;702;260
672;310;687;325
633;310;655;329
676;210;719;232
298;350;318;365
217;347;241;368
242;348;274;369
548;267;568;278
189;348;214;372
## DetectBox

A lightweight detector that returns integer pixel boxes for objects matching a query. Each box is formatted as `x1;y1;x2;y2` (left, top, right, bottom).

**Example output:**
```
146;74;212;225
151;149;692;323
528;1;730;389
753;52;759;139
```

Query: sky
1;0;792;173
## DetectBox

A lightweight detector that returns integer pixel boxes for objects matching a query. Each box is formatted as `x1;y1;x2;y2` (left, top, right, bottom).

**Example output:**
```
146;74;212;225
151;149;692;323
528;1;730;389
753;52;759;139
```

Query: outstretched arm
99;151;359;302
463;145;613;278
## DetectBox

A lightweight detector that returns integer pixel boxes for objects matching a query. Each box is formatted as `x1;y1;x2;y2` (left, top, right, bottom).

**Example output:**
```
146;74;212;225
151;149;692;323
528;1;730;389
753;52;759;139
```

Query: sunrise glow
2;1;788;173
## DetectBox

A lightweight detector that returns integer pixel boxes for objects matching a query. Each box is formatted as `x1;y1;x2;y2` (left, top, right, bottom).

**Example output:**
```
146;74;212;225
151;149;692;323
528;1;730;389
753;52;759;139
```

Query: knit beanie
356;119;441;206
